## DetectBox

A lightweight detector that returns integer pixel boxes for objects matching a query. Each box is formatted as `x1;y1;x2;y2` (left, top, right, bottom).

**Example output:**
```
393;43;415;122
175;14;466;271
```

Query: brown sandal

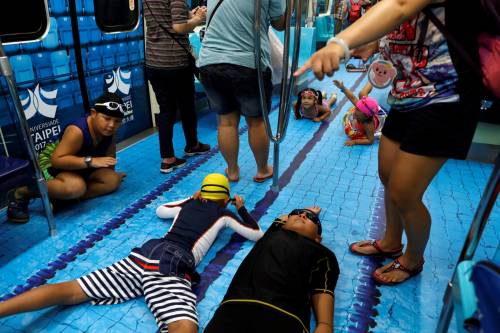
372;258;425;286
349;240;403;258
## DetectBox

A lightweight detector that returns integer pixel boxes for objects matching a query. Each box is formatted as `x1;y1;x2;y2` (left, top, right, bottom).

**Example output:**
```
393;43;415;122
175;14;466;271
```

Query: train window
0;0;49;43
94;0;140;33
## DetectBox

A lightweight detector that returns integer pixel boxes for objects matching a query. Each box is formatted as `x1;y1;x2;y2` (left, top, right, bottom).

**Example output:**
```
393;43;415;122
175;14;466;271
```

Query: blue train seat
21;41;43;52
132;67;145;87
127;41;140;65
88;17;102;44
75;0;83;15
50;50;71;82
42;18;60;50
78;16;92;46
49;0;67;15
102;32;115;42
138;40;145;60
0;156;30;199
57;16;73;47
315;15;333;43
101;45;115;70
10;55;35;88
84;0;94;14
3;44;21;56
87;74;104;101
68;49;78;74
32;52;53;80
116;42;129;66
54;80;75;109
86;46;102;73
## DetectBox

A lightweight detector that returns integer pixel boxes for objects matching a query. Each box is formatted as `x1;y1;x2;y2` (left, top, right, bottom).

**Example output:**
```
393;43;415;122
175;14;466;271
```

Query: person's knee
218;113;240;127
387;182;420;212
59;180;86;199
245;116;264;128
100;172;123;193
378;167;390;186
167;319;197;333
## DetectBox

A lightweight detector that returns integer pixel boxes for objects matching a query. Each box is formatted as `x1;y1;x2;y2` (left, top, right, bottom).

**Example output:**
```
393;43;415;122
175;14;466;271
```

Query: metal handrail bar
254;0;303;191
435;153;499;332
0;41;56;236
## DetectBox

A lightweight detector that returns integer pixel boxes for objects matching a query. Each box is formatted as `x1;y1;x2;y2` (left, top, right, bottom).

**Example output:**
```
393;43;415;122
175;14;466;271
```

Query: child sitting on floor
293;88;337;122
334;80;381;146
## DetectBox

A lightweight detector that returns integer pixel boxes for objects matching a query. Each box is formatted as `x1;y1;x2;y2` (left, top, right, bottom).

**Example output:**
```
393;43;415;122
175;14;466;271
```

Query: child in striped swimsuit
0;173;263;333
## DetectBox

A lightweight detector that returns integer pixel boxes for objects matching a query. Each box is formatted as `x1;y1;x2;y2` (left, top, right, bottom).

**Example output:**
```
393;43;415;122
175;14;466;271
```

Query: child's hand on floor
345;140;356;146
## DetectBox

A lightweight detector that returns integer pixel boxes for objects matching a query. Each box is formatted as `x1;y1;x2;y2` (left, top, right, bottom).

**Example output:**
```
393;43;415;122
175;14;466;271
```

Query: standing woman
143;0;210;173
295;0;484;285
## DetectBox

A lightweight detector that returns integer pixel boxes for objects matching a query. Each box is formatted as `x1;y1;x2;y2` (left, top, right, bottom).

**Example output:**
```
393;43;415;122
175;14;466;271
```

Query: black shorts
47;167;97;180
200;63;272;118
381;97;480;160
204;301;306;333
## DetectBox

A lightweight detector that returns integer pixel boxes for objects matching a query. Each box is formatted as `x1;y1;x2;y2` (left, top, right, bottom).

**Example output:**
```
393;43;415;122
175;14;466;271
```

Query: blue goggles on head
288;208;322;235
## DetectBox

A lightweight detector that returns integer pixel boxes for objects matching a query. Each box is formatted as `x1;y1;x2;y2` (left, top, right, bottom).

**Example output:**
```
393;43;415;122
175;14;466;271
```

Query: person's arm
156;197;193;219
270;0;288;31
104;135;117;170
358;82;373;99
51;126;116;170
224;195;264;241
295;0;436;79
334;80;358;106
345;121;375;146
171;2;206;33
313;105;331;122
312;293;334;333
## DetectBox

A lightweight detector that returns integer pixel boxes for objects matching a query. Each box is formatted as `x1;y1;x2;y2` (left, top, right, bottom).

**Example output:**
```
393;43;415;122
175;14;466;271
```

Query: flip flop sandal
372;258;425;286
253;173;273;183
349;240;403;258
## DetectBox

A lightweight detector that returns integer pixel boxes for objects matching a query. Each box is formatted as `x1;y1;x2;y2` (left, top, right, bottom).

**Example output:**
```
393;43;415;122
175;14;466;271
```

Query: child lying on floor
293;88;337;122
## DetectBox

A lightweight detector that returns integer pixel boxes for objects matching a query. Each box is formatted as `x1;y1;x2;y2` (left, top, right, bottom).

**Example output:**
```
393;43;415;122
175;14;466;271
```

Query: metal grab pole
254;0;303;192
0;41;56;236
435;153;500;333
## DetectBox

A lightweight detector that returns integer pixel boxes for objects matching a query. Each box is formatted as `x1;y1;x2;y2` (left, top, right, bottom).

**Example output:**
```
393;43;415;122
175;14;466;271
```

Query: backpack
424;0;500;99
348;0;362;24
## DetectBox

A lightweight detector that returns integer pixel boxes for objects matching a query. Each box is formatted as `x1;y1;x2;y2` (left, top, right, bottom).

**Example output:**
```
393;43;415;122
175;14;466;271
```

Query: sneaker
184;142;210;156
160;157;186;173
6;189;30;223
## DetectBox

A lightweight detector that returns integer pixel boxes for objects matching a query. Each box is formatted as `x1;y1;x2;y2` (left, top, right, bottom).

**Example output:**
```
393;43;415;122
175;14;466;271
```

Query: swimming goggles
288;208;322;234
95;101;125;114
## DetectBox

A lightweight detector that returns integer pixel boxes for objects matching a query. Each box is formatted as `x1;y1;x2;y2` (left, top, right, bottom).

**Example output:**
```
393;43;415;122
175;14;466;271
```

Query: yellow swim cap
200;173;230;201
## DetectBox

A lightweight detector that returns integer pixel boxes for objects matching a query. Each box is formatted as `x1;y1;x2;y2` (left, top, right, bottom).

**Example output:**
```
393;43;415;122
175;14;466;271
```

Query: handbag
143;0;200;78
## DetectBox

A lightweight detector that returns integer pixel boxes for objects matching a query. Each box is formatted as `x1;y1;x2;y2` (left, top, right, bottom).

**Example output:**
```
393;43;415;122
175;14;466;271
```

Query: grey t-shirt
198;0;285;70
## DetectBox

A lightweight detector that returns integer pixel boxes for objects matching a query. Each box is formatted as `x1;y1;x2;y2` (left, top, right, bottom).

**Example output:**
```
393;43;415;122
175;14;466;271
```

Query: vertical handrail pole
254;0;303;191
0;41;56;236
435;154;499;333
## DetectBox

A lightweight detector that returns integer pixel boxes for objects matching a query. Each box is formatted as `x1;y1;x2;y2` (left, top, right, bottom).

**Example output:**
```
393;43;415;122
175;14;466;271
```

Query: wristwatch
84;156;92;168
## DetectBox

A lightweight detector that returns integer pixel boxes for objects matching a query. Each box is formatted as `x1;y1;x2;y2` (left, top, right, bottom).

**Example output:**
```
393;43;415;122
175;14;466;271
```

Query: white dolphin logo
106;67;131;95
21;84;58;120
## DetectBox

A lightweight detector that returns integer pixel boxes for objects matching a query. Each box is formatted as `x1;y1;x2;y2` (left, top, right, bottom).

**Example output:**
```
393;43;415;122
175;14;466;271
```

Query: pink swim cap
355;96;379;117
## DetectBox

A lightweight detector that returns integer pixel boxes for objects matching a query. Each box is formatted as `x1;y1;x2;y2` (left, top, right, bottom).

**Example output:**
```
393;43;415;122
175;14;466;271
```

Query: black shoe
184;142;210;156
160;158;186;173
6;189;30;223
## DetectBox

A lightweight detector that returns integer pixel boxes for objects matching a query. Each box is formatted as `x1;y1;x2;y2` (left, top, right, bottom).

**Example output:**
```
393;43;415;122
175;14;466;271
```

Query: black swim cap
93;92;126;119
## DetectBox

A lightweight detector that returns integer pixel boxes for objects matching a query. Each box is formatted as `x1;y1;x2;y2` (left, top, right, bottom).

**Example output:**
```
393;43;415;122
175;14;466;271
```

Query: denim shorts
200;63;273;118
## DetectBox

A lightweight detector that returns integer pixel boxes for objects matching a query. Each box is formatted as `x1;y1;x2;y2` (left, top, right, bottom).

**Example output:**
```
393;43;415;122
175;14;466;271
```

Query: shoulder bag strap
206;0;225;30
423;7;482;79
143;0;193;57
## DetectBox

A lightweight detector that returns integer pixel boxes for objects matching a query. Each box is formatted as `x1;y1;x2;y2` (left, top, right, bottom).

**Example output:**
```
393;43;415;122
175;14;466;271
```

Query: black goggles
288;209;322;235
94;101;125;118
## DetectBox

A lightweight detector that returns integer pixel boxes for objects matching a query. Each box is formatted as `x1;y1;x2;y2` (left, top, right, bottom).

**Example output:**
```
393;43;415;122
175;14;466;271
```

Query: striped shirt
143;0;191;69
